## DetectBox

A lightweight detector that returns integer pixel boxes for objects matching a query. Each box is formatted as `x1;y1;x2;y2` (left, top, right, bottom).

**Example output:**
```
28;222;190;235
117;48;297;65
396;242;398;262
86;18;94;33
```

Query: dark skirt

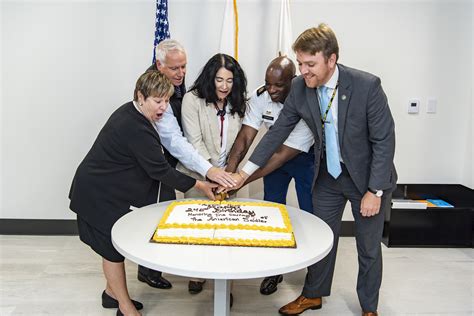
77;216;124;262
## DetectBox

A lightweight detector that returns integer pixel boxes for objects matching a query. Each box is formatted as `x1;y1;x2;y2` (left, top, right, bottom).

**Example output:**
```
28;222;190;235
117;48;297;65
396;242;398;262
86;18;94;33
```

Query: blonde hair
133;70;174;101
292;23;339;61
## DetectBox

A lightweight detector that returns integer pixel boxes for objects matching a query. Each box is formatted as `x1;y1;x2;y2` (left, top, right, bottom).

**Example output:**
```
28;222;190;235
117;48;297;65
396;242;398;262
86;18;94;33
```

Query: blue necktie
319;86;342;179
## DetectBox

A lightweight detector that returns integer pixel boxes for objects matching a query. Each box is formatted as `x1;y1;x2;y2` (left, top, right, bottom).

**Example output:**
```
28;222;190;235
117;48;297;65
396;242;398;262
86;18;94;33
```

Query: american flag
152;0;170;64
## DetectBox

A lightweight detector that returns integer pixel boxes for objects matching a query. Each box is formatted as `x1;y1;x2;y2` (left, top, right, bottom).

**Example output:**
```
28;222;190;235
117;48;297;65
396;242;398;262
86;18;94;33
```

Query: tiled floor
0;236;472;315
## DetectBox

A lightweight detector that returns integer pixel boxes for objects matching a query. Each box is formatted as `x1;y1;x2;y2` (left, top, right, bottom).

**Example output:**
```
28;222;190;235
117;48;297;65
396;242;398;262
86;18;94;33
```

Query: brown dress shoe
278;295;322;315
362;312;378;316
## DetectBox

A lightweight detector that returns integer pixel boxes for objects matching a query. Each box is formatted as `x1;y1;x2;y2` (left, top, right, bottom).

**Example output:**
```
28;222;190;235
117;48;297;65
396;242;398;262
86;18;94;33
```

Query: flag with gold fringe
219;0;239;60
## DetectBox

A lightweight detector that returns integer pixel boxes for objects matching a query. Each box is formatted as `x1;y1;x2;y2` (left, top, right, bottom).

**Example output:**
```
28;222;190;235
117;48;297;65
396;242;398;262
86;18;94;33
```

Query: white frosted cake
151;200;296;248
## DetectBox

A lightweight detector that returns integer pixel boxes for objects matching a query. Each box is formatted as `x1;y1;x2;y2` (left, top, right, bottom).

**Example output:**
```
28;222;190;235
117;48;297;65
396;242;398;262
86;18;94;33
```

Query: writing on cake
185;204;268;223
151;200;296;248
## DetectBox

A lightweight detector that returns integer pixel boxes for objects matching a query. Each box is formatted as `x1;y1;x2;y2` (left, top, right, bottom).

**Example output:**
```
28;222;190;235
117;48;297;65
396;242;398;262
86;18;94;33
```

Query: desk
112;199;333;315
385;184;473;247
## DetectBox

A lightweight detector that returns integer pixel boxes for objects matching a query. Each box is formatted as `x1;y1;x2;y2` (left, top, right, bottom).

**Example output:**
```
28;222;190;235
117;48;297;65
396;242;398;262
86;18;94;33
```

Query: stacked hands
194;167;249;201
200;167;381;215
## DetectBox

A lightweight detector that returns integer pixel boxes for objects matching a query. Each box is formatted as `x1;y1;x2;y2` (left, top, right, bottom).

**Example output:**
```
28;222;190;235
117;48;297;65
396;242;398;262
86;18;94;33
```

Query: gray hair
155;39;186;65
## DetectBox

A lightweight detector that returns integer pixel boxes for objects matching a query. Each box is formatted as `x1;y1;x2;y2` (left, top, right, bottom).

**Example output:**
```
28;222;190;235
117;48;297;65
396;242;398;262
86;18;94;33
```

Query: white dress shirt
241;88;315;176
243;89;314;152
155;105;212;177
216;105;230;168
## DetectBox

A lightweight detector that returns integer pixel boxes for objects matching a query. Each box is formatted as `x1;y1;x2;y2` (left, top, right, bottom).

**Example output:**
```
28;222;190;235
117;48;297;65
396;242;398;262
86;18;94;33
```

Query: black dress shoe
260;274;283;295
188;280;206;294
137;271;172;289
101;291;143;310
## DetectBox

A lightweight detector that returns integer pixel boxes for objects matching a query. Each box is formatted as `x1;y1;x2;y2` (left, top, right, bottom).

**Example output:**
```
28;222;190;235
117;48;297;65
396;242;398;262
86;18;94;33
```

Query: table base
214;279;231;316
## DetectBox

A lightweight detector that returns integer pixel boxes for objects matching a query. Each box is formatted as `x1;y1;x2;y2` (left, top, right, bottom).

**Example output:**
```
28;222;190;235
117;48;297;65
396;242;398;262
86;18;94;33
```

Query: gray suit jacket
249;64;397;195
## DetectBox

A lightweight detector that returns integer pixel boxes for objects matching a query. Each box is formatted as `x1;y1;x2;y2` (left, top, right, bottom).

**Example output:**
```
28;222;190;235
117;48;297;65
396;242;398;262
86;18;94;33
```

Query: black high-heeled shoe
102;290;143;310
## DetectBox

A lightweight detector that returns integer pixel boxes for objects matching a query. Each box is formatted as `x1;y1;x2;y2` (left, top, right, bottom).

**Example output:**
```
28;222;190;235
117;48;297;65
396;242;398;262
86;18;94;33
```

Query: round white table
112;198;333;316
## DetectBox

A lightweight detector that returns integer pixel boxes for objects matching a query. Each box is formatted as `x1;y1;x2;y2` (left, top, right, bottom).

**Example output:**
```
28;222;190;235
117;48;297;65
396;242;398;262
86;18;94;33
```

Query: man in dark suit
235;24;397;316
135;39;189;290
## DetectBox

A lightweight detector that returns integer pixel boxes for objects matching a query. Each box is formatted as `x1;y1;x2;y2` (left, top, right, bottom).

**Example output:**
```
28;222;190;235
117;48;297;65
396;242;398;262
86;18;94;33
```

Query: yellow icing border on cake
151;233;296;248
158;200;294;233
153;200;296;248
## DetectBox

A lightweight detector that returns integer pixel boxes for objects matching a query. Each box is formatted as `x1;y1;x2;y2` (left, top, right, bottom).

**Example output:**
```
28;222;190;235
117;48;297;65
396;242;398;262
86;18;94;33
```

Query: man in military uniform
226;56;315;295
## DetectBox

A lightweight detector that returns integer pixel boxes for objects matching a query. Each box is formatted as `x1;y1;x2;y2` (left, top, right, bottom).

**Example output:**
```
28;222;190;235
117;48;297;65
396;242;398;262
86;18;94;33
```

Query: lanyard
215;103;226;147
320;83;339;130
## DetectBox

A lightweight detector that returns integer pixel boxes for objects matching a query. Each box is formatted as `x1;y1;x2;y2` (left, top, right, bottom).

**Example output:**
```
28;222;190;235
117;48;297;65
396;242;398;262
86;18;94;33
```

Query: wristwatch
368;187;383;197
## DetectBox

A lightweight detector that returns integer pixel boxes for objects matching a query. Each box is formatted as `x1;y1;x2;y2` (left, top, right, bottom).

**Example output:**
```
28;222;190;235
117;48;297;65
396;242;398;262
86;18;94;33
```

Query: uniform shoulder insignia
256;85;266;96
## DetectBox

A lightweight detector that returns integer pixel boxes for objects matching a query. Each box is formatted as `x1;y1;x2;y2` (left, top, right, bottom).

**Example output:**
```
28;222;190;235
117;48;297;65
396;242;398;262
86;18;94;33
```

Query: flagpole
233;0;239;60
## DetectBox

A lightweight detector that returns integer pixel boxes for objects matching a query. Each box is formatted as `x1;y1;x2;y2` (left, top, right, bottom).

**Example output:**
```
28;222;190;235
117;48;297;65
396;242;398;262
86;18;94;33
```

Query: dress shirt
243;89;314;152
241;88;316;176
242;67;341;177
216;104;230;168
155;105;212;177
318;65;343;162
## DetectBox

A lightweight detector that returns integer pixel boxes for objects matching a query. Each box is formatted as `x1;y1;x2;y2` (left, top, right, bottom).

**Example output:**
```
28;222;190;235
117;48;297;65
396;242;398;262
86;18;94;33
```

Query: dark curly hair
189;53;247;118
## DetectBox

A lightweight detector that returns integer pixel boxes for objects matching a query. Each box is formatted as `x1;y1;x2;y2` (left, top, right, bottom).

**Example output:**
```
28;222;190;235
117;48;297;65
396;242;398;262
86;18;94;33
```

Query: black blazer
69;102;195;233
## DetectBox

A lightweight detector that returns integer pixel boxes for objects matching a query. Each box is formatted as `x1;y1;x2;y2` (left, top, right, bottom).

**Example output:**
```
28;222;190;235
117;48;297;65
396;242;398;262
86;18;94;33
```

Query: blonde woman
69;71;216;316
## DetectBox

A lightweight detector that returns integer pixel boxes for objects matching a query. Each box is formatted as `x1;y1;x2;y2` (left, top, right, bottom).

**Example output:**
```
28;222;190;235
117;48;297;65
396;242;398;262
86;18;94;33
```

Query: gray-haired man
137;39;237;291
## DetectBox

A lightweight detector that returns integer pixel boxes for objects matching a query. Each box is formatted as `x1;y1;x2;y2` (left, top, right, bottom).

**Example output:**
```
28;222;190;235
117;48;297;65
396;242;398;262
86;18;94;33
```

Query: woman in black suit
69;71;216;316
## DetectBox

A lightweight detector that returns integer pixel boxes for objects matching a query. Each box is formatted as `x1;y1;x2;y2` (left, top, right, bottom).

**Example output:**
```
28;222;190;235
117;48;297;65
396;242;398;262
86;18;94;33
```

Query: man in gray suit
234;24;397;316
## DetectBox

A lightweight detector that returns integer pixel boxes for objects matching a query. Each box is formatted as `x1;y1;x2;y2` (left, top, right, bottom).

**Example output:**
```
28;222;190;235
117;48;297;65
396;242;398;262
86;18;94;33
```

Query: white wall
0;1;3;218
1;0;472;220
466;1;474;189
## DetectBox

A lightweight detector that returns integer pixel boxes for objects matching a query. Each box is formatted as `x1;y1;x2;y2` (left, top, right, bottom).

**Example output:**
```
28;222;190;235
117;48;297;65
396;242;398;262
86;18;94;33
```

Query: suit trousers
302;160;389;312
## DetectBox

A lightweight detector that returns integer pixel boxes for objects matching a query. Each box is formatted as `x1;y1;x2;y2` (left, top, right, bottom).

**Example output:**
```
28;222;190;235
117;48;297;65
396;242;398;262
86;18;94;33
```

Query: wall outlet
408;99;420;114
